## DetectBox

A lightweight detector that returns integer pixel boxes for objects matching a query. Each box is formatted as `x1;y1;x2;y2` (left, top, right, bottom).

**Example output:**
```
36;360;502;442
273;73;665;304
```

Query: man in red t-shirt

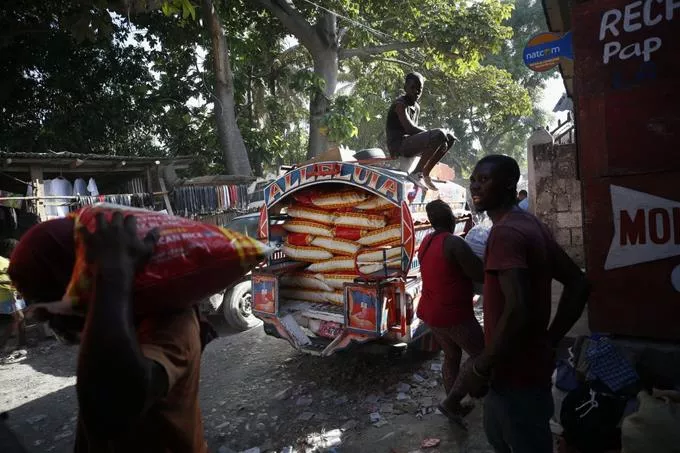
459;155;590;452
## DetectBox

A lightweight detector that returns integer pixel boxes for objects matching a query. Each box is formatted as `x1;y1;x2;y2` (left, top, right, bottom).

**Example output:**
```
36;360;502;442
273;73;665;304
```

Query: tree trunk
308;50;338;159
306;11;339;159
201;0;252;175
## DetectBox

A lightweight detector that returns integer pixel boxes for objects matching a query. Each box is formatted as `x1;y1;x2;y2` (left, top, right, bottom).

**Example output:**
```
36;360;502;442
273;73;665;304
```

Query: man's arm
443;235;484;283
395;102;426;135
76;214;167;440
476;268;530;372
546;245;590;348
473;226;531;374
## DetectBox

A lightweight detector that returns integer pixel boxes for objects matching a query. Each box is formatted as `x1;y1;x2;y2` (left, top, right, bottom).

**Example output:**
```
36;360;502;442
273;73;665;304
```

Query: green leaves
161;0;197;20
289;70;326;97
321;95;367;143
2;0;554;177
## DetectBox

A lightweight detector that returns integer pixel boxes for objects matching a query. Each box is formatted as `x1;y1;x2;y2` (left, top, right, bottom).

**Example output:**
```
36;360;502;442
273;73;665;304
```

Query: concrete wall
529;142;585;267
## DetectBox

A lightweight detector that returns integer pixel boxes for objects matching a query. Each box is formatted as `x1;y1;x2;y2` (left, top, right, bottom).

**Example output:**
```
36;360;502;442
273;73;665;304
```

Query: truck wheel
223;281;262;331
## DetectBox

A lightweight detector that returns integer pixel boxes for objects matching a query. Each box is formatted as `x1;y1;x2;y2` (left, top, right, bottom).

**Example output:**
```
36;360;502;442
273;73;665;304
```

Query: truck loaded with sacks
251;160;469;356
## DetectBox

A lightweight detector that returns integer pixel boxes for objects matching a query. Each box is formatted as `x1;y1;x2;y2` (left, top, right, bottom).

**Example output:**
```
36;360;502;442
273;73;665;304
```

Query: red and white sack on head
65;205;271;315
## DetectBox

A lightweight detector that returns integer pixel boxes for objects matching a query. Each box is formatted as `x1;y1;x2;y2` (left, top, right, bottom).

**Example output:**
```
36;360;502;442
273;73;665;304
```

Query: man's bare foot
440;399;475;418
406;172;429;190
422;175;438;191
437;402;470;430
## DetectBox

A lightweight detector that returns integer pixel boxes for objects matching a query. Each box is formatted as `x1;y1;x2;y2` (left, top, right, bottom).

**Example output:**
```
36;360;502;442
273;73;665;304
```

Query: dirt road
0;318;495;453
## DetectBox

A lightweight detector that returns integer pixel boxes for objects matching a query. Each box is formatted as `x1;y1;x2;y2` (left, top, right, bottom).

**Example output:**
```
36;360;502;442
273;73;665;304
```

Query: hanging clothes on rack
171;184;249;217
73;193;154;210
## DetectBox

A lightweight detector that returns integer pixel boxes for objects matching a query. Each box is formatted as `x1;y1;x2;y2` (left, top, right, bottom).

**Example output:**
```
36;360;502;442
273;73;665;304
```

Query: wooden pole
29;165;46;221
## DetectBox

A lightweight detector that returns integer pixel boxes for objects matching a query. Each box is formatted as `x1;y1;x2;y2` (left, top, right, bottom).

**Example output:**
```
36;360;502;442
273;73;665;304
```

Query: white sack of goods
282;244;333;262
282;220;333;237
310;236;361;256
287;206;335;225
280;272;333;292
359;258;401;275
325;291;344;306
355;196;395;211
307;257;356;273
280;288;328;304
321;273;357;290
357;224;401;246
334;212;386;230
309;190;369;209
356;246;402;263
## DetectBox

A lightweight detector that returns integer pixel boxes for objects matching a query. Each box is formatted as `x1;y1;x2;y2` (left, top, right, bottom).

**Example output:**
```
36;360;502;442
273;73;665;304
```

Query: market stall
0;151;192;237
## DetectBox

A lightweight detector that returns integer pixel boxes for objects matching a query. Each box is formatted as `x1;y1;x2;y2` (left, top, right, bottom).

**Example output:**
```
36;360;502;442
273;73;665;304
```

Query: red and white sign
605;185;680;270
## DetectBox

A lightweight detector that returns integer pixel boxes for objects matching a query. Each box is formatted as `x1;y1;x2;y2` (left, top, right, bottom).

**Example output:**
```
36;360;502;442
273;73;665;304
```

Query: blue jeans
483;386;554;453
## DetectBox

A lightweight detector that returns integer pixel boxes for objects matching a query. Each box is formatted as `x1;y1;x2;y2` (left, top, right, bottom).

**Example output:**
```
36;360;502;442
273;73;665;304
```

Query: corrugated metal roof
0;151;192;163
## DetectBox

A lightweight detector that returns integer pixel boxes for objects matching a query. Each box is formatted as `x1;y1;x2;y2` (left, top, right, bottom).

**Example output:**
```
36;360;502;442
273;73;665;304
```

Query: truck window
225;217;258;238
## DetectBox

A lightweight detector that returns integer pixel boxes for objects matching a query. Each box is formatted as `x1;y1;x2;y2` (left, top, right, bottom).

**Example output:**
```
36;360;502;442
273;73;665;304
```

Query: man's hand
456;356;490;399
79;211;158;272
442;128;457;147
76;212;163;440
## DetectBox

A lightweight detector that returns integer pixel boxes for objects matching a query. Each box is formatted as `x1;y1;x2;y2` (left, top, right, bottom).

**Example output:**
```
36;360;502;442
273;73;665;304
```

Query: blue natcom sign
523;31;573;72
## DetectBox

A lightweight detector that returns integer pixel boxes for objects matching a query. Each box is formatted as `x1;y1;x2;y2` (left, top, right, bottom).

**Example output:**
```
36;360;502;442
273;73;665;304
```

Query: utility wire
297;0;426;67
297;0;394;41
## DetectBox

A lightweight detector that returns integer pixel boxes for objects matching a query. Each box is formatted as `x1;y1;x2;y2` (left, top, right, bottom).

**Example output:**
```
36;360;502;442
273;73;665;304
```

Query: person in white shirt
517;189;529;211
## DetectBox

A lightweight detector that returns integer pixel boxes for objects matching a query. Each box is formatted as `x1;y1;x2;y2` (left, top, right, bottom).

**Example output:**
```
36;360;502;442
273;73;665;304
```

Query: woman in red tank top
417;200;485;426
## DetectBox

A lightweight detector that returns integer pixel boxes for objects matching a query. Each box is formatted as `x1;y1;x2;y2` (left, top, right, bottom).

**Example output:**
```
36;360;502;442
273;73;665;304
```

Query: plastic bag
66;205;271;314
622;389;680;453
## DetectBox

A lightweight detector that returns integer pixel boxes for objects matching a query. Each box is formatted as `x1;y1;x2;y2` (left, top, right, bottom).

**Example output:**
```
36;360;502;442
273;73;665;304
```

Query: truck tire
223;281;262;331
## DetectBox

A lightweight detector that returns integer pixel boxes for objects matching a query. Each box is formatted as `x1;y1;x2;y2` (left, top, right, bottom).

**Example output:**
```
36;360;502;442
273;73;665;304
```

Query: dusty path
1;318;494;453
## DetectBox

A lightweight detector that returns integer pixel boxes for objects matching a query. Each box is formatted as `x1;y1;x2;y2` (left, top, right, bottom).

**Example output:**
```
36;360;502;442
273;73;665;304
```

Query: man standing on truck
459;155;590;452
385;72;457;191
9;215;214;452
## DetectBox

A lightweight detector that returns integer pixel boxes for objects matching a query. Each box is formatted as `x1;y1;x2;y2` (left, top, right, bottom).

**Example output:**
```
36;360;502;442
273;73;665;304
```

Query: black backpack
560;380;628;453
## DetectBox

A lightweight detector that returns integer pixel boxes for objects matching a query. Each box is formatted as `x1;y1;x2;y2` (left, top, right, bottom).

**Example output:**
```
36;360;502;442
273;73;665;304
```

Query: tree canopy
0;0;556;177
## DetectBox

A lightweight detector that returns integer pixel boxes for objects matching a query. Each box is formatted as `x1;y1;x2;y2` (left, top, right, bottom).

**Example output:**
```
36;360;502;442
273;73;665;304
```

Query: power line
296;0;426;66
297;0;394;42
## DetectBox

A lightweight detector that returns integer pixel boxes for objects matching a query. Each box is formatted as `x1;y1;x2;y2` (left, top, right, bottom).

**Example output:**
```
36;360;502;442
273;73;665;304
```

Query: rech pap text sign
599;0;680;64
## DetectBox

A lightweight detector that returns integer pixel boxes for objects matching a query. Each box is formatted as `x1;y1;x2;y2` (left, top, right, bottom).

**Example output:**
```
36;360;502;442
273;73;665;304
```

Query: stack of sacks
279;190;403;306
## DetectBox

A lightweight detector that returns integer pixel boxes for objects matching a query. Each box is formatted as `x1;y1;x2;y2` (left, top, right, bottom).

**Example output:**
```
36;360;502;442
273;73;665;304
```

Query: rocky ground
0;316;494;453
